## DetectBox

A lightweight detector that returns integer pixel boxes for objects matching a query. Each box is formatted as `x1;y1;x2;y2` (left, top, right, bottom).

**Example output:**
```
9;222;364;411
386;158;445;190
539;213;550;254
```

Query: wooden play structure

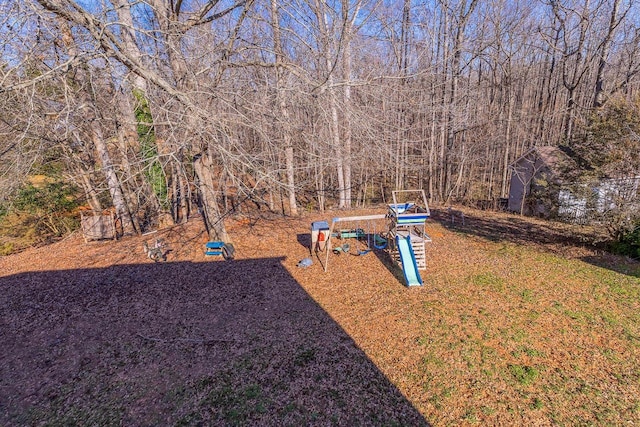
315;190;431;287
387;190;431;275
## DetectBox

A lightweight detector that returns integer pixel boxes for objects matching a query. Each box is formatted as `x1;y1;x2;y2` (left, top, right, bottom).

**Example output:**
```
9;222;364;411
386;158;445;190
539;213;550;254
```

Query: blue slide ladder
395;235;423;287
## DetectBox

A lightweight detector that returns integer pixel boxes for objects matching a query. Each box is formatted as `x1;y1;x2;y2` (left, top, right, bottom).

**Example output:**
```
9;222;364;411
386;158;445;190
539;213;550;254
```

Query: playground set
311;190;431;287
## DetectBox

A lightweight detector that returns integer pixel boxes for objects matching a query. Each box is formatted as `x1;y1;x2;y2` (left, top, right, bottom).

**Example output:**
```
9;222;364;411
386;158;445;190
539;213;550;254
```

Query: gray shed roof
511;146;580;180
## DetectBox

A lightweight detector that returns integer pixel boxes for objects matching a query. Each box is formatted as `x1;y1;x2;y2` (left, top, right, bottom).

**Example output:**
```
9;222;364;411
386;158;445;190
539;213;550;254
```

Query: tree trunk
342;36;353;208
59;17;136;235
271;0;298;216
92;129;137;234
194;150;229;242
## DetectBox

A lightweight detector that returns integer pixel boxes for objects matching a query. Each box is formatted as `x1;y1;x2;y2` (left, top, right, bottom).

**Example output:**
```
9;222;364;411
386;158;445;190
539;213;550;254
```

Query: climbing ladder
391;229;427;270
387;190;431;271
410;234;426;269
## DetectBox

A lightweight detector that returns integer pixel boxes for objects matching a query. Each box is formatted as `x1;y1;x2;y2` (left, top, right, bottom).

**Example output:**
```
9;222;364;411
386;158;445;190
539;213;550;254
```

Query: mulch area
1;207;638;425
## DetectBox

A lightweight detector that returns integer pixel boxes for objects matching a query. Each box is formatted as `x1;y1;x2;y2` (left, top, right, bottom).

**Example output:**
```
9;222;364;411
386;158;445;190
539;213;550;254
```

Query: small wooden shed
81;212;117;242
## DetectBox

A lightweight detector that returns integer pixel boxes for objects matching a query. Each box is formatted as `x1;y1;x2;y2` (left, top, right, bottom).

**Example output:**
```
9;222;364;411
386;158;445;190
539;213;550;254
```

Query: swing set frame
323;214;388;272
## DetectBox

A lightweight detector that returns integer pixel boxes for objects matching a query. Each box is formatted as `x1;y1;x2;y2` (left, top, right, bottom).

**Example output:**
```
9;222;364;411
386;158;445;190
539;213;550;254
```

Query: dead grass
1;208;639;426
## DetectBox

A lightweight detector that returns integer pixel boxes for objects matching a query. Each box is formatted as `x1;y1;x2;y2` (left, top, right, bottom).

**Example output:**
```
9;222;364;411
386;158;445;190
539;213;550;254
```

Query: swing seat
332;243;350;254
373;234;388;249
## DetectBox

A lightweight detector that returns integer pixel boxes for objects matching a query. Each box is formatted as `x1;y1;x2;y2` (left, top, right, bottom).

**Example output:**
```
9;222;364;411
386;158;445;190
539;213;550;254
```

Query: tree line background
1;0;639;252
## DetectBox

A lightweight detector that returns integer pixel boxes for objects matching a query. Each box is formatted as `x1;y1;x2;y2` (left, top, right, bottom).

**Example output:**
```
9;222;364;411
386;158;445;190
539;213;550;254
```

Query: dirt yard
1;207;639;425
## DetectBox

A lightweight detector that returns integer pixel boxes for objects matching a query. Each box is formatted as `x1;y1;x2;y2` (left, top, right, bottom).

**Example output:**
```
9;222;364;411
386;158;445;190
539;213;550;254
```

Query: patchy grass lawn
393;243;640;425
1;207;639;425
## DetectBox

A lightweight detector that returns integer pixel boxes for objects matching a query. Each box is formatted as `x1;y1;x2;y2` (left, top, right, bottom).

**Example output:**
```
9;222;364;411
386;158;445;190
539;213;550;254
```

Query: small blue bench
205;241;235;260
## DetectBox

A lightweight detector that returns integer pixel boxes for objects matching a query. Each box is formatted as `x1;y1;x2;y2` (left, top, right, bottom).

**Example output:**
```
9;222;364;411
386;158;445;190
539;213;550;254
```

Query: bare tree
270;0;299;216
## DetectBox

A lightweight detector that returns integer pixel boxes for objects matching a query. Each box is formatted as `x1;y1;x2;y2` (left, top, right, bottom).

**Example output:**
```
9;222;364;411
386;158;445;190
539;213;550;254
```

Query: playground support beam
323;214;388;272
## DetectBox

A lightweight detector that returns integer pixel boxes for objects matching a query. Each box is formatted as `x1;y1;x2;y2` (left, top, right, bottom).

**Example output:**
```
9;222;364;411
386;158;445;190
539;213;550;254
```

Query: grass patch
600;311;619;327
520;289;535;303
200;381;269;425
512;346;543;358
470;272;504;291
293;347;316;367
421;352;445;368
530;397;544;410
508;364;540;386
427;385;456;410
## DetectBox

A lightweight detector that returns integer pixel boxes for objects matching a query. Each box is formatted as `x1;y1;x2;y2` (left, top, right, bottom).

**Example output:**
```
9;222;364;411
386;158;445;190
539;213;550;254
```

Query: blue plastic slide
395;235;423;286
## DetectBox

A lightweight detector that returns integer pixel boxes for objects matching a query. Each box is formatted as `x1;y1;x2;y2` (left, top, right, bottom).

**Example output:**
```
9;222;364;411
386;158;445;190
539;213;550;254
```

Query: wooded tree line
1;0;639;242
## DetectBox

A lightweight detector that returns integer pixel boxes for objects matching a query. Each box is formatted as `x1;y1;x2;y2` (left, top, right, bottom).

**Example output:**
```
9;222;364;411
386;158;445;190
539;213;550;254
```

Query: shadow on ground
430;208;592;247
0;258;429;426
579;255;640;277
430;208;640;277
298;232;408;287
296;233;311;253
371;241;407;286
